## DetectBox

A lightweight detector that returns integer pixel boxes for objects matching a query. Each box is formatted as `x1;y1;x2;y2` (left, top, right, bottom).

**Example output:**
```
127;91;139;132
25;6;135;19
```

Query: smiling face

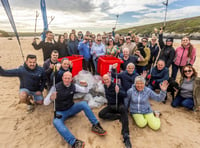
103;74;111;87
135;81;145;92
26;58;37;70
62;72;72;86
183;66;193;78
126;63;135;74
181;37;190;47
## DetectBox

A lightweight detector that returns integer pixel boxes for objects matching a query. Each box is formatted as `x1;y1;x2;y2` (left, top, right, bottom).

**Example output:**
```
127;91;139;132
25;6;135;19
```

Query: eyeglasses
151;39;156;41
78;34;82;36
97;40;101;42
184;70;192;73
142;40;147;42
126;38;130;40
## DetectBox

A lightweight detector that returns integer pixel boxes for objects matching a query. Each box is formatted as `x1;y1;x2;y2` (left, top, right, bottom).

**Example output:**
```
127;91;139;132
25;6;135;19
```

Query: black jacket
158;34;175;67
32;40;58;61
0;64;46;91
104;82;127;105
55;82;75;111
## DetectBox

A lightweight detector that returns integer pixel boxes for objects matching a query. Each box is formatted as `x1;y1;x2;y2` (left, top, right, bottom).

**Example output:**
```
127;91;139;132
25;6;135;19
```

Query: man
147;59;169;90
78;36;91;71
120;47;144;71
122;36;136;55
43;50;60;90
32;31;57;61
0;55;46;111
99;74;132;148
44;72;106;148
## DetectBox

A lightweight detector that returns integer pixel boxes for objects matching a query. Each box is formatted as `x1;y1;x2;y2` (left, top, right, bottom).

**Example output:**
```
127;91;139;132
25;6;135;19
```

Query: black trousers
98;104;129;135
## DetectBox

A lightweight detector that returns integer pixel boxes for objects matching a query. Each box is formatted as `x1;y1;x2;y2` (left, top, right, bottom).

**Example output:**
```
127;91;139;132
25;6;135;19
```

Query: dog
166;77;180;101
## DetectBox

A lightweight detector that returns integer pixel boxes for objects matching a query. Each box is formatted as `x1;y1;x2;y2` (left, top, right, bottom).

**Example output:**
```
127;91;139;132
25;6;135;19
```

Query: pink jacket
174;45;196;66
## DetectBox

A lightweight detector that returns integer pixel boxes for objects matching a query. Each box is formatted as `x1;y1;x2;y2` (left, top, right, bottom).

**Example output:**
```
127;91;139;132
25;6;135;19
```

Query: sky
0;0;200;34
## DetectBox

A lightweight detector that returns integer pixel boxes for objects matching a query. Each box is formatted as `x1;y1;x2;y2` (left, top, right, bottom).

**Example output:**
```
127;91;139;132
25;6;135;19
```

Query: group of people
0;27;198;148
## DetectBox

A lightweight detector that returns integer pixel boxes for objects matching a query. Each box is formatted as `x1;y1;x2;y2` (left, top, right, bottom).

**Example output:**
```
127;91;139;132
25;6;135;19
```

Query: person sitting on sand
43;50;60;90
124;76;168;130
171;65;198;110
98;74;132;148
44;71;107;148
0;54;46;112
55;58;72;84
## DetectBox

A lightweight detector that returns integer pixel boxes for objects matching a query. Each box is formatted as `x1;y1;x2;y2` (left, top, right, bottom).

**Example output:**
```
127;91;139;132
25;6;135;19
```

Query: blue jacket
0;64;46;91
150;67;169;86
124;85;166;114
111;69;139;91
78;41;91;60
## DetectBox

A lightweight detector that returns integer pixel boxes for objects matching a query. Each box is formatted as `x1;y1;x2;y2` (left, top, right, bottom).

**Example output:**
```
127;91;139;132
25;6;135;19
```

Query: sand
0;37;200;148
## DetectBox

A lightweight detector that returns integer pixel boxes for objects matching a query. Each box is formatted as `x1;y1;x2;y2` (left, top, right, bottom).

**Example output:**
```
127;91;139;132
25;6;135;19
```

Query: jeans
171;63;183;80
171;95;194;110
53;101;98;146
98;104;129;135
19;88;43;101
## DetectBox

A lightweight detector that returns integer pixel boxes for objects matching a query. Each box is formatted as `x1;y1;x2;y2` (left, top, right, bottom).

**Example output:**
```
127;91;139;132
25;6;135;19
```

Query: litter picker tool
34;10;39;38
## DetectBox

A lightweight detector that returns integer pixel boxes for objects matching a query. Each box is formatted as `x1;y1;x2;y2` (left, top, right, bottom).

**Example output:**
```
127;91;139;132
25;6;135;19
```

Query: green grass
116;16;200;36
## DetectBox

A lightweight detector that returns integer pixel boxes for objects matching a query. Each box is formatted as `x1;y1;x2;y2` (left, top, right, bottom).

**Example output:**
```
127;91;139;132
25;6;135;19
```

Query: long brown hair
181;36;194;58
181;64;197;78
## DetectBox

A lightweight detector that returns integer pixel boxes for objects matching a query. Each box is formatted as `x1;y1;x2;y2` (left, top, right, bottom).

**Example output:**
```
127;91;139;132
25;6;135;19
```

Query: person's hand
159;27;163;34
135;50;141;56
56;63;61;71
115;85;119;94
35;91;42;96
141;71;147;78
160;80;169;91
49;63;54;69
69;61;73;68
112;63;118;69
173;87;179;93
50;92;57;101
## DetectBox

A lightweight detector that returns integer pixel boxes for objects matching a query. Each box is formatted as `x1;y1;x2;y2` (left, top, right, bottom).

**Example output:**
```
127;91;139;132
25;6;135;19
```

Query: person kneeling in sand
44;71;106;148
124;76;168;130
0;54;46;112
99;74;132;148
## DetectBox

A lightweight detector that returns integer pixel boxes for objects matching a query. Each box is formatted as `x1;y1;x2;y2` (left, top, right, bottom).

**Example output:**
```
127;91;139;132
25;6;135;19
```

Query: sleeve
43;61;53;75
158;33;164;49
40;69;47;91
189;47;196;65
155;68;169;84
149;88;166;102
0;66;21;77
32;41;43;50
43;86;56;105
78;42;83;52
118;84;127;98
75;84;89;93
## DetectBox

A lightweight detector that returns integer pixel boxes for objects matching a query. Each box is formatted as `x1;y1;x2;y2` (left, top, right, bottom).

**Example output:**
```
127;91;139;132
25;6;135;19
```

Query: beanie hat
166;37;173;42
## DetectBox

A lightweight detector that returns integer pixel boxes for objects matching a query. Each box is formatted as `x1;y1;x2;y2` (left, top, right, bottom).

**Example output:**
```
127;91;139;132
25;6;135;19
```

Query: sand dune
0;37;200;148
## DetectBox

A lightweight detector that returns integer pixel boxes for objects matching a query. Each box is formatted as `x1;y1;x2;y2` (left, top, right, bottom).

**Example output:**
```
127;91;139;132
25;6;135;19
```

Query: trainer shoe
26;104;35;113
91;123;107;136
124;138;132;148
72;139;85;148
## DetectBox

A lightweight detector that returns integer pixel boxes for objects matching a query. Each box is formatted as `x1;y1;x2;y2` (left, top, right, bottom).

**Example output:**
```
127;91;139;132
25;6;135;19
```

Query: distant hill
116;16;200;39
0;30;10;37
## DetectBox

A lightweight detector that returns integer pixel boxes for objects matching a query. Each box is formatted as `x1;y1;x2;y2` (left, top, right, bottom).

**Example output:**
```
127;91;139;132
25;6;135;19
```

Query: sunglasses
142;40;147;42
126;38;130;40
97;40;101;42
184;70;192;73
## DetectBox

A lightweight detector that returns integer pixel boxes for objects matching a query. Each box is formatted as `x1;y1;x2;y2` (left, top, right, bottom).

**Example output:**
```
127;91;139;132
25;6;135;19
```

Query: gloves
152;80;156;86
147;74;151;80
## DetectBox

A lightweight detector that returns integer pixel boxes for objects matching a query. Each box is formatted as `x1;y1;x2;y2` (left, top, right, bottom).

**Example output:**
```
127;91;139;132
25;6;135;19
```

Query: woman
171;36;196;80
124;76;168;130
171;65;197;110
68;33;79;56
106;38;119;57
57;35;68;58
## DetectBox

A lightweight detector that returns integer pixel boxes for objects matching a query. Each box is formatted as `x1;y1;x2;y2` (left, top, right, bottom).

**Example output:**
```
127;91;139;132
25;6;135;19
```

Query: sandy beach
0;37;200;148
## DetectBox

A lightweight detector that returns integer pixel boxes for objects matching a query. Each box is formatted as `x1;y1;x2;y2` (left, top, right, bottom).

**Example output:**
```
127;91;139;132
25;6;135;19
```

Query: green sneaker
72;139;85;148
91;123;107;136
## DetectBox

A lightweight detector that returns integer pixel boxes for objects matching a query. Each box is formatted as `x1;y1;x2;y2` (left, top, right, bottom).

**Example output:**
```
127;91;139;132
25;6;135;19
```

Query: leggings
132;113;161;130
